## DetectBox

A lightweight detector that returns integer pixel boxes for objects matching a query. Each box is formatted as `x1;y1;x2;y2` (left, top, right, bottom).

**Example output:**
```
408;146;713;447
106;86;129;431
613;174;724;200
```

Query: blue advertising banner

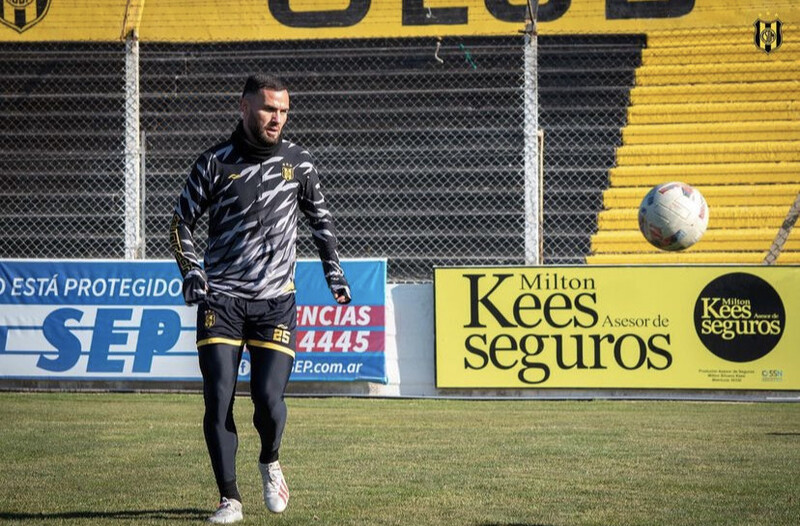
0;259;387;383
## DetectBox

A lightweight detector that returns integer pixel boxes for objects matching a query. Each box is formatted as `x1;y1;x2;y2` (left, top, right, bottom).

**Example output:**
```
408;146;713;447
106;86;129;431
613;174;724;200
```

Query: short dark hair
242;74;289;97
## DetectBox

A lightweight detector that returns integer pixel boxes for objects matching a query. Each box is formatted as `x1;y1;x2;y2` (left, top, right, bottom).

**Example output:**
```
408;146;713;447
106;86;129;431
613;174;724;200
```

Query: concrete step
622;121;800;145
634;60;800;86
615;141;800;165
598;205;791;230
609;162;800;186
586;251;800;265
630;81;798;104
591;228;800;253
602;184;800;209
627;101;800;125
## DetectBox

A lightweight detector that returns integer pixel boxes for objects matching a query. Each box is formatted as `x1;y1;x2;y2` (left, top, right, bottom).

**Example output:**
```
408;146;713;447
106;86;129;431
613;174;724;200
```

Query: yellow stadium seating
590;29;800;265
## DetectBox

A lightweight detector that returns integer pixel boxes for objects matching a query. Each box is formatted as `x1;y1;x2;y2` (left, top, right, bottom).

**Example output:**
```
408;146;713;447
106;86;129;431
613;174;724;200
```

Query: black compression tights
198;343;294;501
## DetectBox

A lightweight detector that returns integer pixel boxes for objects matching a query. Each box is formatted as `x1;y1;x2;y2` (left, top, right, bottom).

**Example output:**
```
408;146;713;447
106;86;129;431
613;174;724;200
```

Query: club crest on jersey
754;18;782;54
281;163;294;181
204;309;216;329
1;0;51;33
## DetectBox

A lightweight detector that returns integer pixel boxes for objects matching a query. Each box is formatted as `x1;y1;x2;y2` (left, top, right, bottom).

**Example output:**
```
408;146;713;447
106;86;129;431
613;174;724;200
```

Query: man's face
240;88;290;146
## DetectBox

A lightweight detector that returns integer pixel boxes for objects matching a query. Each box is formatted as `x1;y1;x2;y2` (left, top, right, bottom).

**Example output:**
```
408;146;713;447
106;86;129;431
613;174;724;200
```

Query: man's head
240;74;290;147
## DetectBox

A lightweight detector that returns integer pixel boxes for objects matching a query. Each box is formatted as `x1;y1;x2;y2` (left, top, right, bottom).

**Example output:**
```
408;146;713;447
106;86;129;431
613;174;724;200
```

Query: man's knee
251;387;285;413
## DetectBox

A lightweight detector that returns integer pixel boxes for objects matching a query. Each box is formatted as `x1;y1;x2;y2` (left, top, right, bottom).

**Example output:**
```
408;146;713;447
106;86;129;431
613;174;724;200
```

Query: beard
246;118;280;146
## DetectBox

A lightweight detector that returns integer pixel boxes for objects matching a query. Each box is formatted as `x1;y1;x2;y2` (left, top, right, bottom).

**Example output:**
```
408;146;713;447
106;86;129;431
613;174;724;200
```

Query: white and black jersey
170;123;347;301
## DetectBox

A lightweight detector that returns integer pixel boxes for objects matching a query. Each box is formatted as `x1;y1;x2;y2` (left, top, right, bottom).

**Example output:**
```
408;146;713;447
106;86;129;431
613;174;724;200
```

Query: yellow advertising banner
434;266;800;390
2;0;797;42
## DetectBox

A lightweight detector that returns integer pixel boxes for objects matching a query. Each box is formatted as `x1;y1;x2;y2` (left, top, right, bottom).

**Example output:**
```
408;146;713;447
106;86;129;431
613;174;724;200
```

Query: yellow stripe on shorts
245;340;296;359
197;337;244;348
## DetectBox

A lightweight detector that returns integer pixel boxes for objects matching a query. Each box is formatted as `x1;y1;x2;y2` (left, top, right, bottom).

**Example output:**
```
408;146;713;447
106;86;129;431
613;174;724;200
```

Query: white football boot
259;461;289;513
207;497;243;524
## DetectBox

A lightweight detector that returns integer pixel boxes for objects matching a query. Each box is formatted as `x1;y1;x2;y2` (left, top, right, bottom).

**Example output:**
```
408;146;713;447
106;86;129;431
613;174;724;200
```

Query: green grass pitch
0;392;798;525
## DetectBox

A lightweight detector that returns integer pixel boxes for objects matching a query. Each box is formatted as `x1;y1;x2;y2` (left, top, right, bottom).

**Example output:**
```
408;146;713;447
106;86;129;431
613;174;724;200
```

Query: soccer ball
638;182;709;251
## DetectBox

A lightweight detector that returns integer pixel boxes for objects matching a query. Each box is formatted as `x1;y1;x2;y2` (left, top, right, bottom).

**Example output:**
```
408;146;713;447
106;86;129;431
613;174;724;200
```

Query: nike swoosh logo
228;173;243;180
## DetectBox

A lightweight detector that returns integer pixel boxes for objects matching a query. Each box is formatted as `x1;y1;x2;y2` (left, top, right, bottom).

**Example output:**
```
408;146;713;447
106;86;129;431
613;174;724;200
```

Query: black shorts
196;292;297;359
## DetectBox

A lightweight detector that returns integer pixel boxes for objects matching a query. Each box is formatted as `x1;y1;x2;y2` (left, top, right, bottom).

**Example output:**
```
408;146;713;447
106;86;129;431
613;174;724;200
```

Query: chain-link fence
0;42;127;258
538;34;645;263
2;36;541;282
5;25;794;279
140;37;534;282
0;34;652;279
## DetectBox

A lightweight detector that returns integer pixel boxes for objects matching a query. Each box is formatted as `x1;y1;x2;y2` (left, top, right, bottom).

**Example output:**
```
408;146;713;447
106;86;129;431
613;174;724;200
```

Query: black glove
182;269;208;305
332;285;351;305
328;274;351;304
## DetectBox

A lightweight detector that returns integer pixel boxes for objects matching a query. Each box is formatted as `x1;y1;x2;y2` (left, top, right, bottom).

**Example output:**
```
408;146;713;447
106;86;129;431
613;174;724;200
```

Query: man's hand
328;273;351;304
332;285;351;304
182;269;208;305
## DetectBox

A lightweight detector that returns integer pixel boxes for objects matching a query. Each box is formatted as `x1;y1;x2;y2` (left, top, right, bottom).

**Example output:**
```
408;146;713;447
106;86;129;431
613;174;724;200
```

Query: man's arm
297;157;351;304
169;213;201;277
170;154;211;304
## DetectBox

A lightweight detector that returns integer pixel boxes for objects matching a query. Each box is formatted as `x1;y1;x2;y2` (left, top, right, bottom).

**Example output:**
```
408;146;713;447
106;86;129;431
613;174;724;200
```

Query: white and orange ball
638;182;709;251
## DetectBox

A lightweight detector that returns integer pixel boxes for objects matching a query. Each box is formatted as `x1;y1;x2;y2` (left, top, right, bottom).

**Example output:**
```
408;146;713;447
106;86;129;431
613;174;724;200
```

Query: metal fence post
523;5;541;265
124;29;142;259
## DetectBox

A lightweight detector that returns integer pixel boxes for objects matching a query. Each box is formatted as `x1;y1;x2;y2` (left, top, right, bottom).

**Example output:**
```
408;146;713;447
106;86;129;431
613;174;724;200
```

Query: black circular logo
694;273;784;362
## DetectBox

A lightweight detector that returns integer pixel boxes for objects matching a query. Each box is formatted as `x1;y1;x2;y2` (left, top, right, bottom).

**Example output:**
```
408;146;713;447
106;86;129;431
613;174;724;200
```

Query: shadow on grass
0;508;207;521
766;432;800;436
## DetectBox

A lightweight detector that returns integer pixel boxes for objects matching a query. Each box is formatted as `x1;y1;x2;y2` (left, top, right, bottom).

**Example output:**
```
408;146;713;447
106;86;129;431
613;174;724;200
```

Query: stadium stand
538;34;646;263
140;37;532;282
138;36;648;275
0;43;126;258
589;28;800;264
0;35;667;275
